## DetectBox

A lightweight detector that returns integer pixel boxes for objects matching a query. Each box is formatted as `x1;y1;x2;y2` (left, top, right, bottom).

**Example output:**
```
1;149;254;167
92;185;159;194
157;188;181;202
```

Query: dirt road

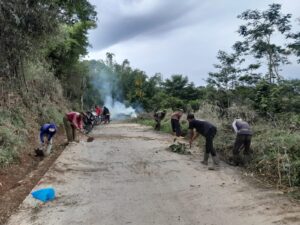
6;123;300;225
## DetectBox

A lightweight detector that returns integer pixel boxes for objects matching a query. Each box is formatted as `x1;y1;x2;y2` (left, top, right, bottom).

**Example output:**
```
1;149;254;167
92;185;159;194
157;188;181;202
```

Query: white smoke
104;96;137;119
91;61;139;120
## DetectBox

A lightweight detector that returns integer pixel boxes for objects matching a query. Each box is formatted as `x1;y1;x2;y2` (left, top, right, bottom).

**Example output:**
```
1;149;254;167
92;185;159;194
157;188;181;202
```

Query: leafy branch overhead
235;3;292;83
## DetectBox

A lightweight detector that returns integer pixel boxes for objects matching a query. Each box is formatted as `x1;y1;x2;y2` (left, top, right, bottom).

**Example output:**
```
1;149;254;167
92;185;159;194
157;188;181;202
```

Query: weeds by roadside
135;104;300;191
0;109;26;166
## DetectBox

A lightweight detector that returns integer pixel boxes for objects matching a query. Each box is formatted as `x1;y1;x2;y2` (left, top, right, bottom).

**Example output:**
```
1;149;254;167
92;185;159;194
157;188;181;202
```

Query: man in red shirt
95;105;102;116
63;112;84;143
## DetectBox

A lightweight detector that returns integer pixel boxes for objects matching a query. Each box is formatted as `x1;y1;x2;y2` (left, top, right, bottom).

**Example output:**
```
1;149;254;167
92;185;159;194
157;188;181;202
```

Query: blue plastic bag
31;188;55;202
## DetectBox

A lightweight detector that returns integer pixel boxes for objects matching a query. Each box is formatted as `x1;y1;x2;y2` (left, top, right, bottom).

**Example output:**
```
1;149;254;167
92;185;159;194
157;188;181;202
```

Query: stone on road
6;123;300;225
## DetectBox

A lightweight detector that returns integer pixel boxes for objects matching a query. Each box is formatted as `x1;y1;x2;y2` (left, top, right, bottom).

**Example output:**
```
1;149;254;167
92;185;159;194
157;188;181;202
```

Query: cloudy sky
86;0;300;86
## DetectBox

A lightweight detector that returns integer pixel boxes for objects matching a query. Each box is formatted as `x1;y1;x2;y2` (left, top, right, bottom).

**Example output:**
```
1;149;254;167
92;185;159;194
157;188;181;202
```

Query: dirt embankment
0;127;69;224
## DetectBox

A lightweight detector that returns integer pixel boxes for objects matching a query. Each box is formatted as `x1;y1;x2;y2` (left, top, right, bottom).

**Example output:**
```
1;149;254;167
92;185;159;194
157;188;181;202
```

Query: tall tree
207;50;240;89
163;75;188;97
288;18;300;63
106;52;115;68
0;0;59;84
235;4;292;83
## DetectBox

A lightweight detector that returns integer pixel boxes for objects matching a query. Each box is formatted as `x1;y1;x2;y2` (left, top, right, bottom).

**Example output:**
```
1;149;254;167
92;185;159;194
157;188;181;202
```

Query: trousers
171;119;181;137
205;127;217;156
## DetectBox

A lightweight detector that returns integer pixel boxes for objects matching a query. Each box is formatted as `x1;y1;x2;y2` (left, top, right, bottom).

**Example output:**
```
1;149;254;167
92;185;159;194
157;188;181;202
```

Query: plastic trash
31;188;55;202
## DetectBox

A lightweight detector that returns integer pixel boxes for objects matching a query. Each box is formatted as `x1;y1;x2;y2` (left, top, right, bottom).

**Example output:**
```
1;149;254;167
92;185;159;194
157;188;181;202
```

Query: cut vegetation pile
169;142;191;155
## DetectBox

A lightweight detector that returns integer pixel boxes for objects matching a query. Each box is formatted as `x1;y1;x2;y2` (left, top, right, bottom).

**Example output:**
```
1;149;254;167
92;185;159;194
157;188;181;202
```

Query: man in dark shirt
154;110;166;131
187;114;219;169
102;106;110;124
231;118;252;166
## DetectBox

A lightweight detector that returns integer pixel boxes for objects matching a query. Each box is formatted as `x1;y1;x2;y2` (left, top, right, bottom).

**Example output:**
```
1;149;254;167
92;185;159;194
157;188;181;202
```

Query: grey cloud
89;0;201;50
87;0;300;85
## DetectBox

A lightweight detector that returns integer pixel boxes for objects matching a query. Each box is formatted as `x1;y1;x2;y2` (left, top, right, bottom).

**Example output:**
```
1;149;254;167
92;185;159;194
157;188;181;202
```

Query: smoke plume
91;62;138;120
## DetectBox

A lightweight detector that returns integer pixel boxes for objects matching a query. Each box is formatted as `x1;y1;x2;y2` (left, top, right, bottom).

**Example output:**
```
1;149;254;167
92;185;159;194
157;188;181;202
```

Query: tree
163;75;188;95
106;52;115;68
207;50;241;89
235;4;292;83
163;75;197;99
288;18;300;63
0;0;59;85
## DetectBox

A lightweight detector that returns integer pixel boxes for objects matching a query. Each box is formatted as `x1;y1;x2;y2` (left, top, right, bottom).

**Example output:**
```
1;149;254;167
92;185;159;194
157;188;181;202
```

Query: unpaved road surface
6;123;300;225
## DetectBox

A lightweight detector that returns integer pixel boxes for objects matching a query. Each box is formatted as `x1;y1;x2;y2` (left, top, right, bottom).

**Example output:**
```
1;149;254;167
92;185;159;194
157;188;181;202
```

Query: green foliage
37;105;64;125
288;30;300;63
251;126;300;186
0;109;27;166
235;3;292;83
189;100;201;112
162;96;185;111
135;118;155;127
207;50;261;88
193;104;300;187
253;80;300;115
169;142;191;155
163;75;201;101
0;127;23;166
207;51;241;89
0;0;59;81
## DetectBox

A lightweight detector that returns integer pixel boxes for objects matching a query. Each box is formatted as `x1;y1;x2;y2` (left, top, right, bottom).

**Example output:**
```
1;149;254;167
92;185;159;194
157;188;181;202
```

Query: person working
38;123;57;156
231;118;252;166
171;109;183;137
63;112;84;143
102;106;110;124
95;105;102;117
154;110;166;131
187;114;219;170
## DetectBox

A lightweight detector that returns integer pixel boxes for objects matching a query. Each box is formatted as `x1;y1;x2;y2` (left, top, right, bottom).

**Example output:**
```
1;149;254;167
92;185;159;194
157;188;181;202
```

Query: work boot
208;156;220;170
208;165;216;170
229;155;241;166
243;154;252;166
212;156;219;165
201;153;209;165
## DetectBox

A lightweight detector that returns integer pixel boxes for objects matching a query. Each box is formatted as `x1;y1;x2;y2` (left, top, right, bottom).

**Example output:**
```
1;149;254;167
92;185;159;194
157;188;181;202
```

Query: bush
0;108;28;166
37;104;64;125
251;126;300;186
194;103;300;188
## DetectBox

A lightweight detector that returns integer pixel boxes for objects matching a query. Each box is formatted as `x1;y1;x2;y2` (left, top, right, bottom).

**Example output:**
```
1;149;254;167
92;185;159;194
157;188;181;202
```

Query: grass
135;104;300;190
0;101;65;167
250;126;300;187
0;125;24;166
0;59;70;167
37;104;64;125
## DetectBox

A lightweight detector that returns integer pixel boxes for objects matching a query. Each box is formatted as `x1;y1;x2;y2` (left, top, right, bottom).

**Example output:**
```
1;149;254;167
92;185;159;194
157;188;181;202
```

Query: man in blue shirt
39;123;57;156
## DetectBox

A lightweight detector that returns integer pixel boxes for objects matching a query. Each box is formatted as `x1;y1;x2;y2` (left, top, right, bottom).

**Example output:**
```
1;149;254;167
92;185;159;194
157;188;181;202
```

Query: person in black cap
187;113;219;170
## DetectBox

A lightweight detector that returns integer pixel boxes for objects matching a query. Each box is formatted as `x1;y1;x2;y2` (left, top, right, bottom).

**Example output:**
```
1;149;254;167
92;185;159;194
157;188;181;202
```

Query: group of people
154;109;252;169
94;105;110;124
37;106;252;170
36;105;111;157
